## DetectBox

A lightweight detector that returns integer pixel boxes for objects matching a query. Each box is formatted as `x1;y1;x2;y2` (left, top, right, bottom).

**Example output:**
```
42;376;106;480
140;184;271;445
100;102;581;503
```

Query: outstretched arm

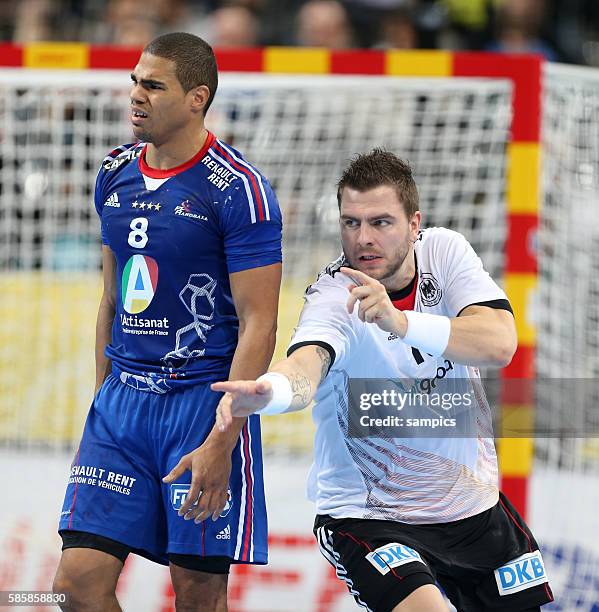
212;343;332;432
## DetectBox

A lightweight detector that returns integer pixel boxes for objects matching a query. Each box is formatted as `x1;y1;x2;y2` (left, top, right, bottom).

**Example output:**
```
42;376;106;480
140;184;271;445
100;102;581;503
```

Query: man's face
129;53;193;145
339;184;420;290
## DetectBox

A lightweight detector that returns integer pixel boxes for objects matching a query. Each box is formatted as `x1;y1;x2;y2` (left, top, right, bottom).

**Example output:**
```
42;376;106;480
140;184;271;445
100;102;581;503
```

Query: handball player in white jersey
214;150;554;611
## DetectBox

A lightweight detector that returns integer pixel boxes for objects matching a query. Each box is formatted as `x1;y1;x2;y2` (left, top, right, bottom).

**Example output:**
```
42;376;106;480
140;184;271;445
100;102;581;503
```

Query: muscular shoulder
416;227;474;268
305;255;353;299
291;255;360;359
205;139;278;220
414;227;484;297
416;227;467;251
209;139;269;193
215;140;265;175
99;142;144;175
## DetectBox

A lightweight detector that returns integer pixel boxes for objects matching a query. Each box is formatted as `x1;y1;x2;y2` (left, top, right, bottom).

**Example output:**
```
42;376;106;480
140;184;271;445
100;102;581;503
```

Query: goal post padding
0;48;537;507
2;46;599;609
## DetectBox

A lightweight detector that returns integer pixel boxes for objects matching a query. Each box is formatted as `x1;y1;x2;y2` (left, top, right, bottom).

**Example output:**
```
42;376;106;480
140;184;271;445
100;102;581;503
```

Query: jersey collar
388;253;418;311
139;131;215;178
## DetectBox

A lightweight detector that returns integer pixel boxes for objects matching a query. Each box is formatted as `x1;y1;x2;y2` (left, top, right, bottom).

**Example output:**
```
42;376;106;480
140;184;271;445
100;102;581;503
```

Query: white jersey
288;227;509;524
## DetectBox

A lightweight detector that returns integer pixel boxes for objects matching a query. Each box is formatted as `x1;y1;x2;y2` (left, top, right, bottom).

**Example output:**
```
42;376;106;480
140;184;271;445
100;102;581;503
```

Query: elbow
99;290;116;315
264;323;278;351
493;335;518;368
238;318;277;346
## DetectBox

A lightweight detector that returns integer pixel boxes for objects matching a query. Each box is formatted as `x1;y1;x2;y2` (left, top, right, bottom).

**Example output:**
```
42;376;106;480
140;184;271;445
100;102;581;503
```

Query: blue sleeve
94;168;109;245
221;175;282;274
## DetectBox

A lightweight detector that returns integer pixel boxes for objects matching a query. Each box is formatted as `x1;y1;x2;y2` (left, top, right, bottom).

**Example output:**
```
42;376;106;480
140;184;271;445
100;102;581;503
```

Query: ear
189;85;211;115
409;211;421;240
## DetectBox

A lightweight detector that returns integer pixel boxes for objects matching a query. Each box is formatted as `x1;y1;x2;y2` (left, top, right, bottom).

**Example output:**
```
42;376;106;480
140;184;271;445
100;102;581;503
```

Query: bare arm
95;245;117;394
204;262;282;447
442;305;517;367
162;262;282;522
386;305;517;367
212;343;332;432
265;344;331;410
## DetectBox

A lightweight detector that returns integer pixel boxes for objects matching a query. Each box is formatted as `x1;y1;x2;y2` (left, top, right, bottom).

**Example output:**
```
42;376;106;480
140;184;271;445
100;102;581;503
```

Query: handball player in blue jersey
53;33;282;611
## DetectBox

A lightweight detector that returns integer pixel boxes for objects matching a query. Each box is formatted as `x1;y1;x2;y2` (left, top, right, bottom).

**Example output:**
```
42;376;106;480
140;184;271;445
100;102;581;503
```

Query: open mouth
131;109;148;121
359;255;381;262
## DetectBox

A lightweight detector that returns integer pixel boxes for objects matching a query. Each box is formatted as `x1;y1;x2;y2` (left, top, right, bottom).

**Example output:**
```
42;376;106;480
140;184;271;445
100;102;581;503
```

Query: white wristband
256;372;293;415
402;311;451;357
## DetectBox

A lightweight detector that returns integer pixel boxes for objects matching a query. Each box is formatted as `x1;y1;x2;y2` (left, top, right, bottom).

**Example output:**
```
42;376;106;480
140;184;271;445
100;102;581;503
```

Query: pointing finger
346;284;375;314
211;381;246;393
340;266;374;286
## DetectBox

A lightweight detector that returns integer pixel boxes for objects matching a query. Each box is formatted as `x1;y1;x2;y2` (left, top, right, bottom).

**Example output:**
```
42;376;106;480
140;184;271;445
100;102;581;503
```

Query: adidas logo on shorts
104;192;120;208
216;525;231;540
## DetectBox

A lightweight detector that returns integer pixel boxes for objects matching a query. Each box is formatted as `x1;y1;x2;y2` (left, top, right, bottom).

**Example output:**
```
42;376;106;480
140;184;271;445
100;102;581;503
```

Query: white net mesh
214;75;510;286
531;62;599;610
0;71;512;451
0;63;598;609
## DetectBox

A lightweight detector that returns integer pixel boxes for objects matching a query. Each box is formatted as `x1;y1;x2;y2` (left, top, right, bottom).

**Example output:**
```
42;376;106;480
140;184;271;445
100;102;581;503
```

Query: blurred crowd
0;0;598;65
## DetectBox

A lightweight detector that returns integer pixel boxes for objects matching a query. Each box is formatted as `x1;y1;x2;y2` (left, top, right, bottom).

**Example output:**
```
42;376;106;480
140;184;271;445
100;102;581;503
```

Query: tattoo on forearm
315;346;331;384
289;374;311;406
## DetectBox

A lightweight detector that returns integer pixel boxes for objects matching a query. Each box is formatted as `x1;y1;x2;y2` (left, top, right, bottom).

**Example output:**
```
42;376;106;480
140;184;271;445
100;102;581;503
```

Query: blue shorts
59;374;267;566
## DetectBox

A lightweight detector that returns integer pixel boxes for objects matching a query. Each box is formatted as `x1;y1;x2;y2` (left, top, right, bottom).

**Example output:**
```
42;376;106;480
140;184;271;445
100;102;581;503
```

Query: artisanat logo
121;254;158;314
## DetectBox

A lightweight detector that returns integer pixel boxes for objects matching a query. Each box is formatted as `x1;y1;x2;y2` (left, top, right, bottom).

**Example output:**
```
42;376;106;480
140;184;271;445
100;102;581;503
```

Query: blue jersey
95;132;282;392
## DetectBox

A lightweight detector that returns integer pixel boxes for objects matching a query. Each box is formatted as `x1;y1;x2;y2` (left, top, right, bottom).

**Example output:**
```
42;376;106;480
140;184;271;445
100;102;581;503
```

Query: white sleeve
440;231;509;316
287;276;359;369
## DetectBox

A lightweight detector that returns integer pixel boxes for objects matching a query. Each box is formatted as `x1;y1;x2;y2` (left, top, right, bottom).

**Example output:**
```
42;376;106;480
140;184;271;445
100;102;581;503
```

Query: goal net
531;62;599;609
0;59;597;609
0;71;511;448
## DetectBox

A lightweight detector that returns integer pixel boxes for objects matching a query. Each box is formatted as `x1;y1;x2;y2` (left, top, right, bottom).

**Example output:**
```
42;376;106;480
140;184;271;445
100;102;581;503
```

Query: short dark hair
143;32;218;114
337;148;419;218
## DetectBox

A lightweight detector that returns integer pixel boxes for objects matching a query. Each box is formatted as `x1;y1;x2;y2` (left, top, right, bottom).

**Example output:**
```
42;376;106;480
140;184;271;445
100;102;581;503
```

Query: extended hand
211;379;272;432
162;440;232;523
340;266;408;336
